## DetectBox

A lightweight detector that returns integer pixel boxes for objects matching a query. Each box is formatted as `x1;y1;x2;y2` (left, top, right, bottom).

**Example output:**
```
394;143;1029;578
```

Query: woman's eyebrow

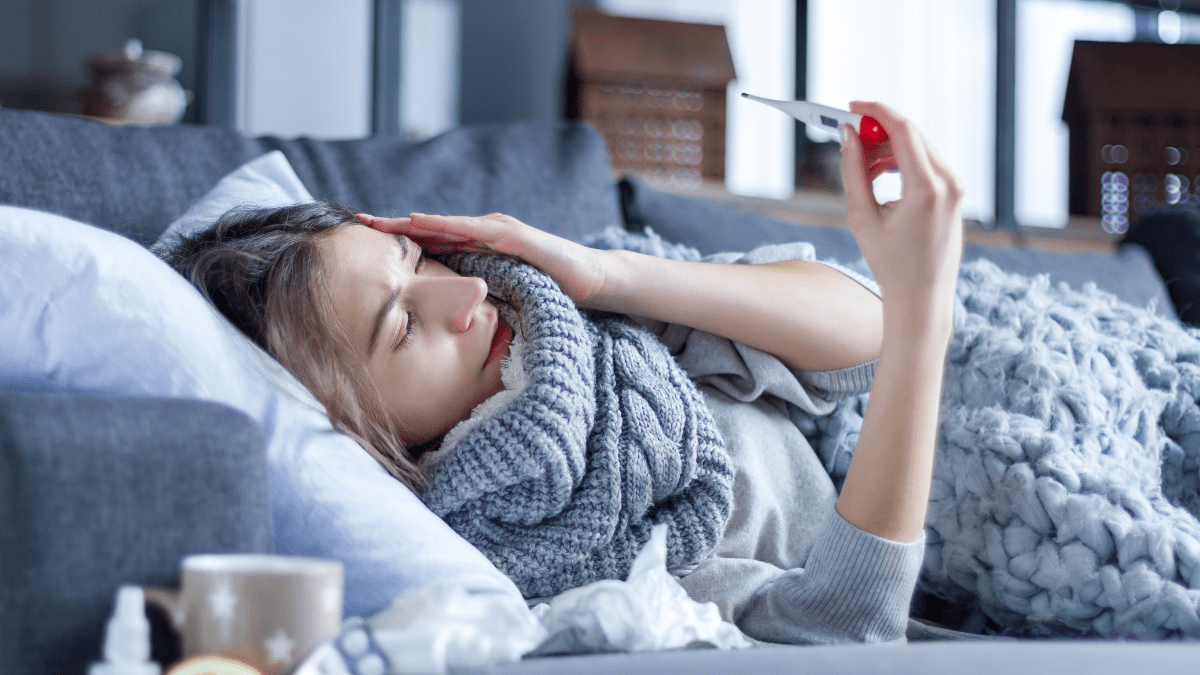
366;235;413;356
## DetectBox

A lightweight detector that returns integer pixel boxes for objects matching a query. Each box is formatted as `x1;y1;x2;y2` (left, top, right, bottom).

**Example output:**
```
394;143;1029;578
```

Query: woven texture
803;259;1200;638
421;252;734;599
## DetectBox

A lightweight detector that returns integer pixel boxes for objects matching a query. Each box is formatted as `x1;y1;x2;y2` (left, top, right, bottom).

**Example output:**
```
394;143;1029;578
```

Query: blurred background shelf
2;0;1198;238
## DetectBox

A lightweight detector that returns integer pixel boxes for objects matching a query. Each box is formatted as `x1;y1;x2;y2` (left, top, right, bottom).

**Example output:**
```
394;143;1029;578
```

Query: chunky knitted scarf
419;252;734;599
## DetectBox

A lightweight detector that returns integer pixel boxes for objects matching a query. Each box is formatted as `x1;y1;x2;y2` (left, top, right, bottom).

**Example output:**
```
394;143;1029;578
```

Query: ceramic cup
145;555;343;675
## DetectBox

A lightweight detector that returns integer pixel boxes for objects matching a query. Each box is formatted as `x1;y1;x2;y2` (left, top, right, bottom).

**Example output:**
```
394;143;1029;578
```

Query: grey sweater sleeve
738;513;924;644
637;242;881;413
675;389;925;645
679;512;924;644
649;243;923;643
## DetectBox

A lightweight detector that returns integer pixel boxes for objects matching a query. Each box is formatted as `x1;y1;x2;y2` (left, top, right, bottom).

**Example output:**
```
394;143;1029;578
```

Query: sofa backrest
0;110;622;247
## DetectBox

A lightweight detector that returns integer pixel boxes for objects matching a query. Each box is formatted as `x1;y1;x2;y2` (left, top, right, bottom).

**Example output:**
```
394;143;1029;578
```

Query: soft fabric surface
0;393;269;675
424;252;735;599
152;150;314;255
0;109;621;246
616;176;1176;316
0;205;521;619
809;260;1200;638
597;226;1200;639
1122;207;1200;326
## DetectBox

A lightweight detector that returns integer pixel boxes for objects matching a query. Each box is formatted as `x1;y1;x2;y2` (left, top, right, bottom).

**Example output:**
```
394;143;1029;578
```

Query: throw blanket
592;227;1200;639
895;260;1200;638
420;252;735;599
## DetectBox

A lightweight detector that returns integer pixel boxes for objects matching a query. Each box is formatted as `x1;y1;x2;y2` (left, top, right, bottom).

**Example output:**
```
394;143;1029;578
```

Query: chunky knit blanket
906;259;1200;638
591;227;1200;639
420;252;735;599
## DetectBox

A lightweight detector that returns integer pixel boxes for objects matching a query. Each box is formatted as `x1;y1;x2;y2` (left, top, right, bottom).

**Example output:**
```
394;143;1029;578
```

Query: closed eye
398;312;419;349
394;250;427;350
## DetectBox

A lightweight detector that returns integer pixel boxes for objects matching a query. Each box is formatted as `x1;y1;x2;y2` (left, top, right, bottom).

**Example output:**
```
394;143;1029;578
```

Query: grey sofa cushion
0;110;621;246
618;176;1175;316
1121;206;1200;325
498;639;1200;675
0;393;271;675
618;176;865;262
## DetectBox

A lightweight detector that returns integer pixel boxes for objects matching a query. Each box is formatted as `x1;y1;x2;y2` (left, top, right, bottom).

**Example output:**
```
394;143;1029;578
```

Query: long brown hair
166;202;426;489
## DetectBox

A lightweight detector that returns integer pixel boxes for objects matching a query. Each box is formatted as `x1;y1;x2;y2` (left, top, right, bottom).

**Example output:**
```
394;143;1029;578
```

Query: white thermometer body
741;93;888;144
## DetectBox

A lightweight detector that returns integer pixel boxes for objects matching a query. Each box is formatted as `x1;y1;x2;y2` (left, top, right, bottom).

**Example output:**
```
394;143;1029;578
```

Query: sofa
2;108;1198;675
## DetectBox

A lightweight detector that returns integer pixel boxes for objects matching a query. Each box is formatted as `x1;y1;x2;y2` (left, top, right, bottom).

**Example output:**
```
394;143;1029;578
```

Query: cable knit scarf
418;252;734;599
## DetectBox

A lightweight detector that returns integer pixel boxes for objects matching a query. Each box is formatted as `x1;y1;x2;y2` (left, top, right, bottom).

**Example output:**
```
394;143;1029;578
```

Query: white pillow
151;150;314;255
0;200;521;617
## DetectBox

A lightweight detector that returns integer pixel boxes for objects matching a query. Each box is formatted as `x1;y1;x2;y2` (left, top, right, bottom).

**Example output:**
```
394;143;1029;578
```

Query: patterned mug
145;555;343;675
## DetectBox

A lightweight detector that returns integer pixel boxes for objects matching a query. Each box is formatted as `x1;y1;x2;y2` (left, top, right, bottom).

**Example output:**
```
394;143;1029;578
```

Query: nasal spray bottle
90;586;161;675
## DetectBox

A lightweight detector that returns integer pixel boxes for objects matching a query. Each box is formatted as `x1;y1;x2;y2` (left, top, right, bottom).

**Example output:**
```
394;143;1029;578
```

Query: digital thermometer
741;93;889;144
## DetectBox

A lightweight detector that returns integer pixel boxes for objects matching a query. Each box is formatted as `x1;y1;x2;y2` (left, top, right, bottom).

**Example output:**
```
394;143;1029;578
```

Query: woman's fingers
839;123;881;230
918;134;966;203
861;139;898;183
849;102;938;199
356;212;403;230
357;212;511;249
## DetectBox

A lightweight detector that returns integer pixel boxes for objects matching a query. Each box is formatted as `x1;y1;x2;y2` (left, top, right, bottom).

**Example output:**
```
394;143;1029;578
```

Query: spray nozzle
89;586;161;675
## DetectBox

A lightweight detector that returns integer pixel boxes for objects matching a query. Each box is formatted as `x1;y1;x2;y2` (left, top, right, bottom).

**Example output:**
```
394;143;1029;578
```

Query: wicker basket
567;8;736;187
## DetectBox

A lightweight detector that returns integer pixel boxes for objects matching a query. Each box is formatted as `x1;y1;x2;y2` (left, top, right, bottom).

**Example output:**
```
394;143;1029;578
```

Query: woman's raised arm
831;102;963;543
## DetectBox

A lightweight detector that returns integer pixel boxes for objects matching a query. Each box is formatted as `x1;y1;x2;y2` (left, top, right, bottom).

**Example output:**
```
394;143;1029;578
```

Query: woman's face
319;224;513;445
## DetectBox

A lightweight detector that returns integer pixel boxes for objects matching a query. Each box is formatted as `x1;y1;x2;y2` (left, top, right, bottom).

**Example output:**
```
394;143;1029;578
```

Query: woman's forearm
834;303;952;542
580;248;883;373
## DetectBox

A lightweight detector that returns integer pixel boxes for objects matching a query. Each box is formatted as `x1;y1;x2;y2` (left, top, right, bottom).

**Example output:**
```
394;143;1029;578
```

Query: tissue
295;524;749;675
366;582;546;675
531;524;751;654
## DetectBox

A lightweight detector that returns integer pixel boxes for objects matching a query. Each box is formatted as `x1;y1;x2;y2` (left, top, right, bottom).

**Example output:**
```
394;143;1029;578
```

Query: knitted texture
802;259;1200;638
422;252;734;599
592;227;1200;638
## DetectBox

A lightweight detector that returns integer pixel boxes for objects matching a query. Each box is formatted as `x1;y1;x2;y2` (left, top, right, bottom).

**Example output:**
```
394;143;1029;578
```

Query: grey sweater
639;242;925;645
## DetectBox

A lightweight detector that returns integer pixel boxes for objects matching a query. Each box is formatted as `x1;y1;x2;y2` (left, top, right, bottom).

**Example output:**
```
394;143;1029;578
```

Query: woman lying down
165;101;961;644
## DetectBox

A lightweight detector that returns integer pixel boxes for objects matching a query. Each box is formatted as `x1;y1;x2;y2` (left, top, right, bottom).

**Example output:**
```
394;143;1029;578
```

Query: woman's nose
424;275;488;333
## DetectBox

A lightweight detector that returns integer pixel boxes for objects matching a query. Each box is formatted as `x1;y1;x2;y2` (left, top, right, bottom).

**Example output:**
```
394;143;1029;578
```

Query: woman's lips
485;318;513;369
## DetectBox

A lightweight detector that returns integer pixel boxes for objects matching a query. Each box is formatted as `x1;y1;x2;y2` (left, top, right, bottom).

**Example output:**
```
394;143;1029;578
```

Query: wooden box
1063;40;1200;232
567;7;736;185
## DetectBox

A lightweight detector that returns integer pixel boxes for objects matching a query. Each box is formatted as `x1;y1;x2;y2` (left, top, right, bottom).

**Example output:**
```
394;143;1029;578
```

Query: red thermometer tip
859;116;888;144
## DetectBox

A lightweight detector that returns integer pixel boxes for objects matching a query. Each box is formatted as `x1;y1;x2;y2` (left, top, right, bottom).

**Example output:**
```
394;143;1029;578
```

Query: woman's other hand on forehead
357;212;528;257
357;212;609;308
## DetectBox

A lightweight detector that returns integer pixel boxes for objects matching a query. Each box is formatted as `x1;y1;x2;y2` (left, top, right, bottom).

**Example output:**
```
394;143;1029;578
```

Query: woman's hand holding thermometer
742;93;898;182
741;93;888;144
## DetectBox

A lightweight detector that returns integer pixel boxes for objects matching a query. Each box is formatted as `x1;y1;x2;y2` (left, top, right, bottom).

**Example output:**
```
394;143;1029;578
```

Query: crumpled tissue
295;524;749;675
530;523;751;655
294;582;545;675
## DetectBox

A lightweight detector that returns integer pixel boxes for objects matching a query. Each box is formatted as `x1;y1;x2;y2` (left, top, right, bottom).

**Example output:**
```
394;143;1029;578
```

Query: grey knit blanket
420;252;735;599
591;227;1200;639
